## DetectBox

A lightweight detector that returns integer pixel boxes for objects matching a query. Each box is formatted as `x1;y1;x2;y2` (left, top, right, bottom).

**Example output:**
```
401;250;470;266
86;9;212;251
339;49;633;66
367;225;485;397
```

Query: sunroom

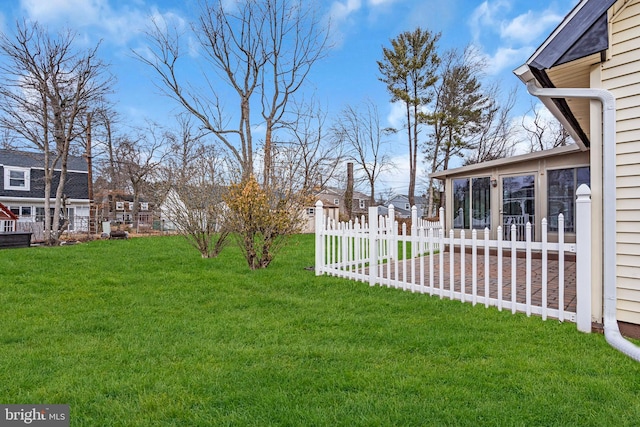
430;145;590;243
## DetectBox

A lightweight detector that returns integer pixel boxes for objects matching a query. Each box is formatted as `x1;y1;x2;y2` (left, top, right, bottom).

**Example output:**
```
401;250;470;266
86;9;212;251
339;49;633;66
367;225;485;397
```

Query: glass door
501;175;535;240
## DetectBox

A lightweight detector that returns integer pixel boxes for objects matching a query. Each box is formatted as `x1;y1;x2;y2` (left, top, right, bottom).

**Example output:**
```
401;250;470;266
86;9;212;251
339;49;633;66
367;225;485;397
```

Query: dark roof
523;0;618;148
0;149;88;172
528;0;615;71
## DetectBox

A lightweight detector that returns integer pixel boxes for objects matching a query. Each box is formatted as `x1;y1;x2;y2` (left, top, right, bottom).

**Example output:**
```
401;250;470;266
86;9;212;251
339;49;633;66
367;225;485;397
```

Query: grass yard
0;234;639;426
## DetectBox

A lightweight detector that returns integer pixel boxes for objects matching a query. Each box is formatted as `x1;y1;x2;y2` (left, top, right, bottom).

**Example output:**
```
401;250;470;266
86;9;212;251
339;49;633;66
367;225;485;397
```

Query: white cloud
468;1;568;75
19;0;182;46
367;0;398;6
468;0;512;43
386;101;405;131
329;0;362;24
325;0;362;48
21;0;104;22
484;45;533;75
500;9;563;44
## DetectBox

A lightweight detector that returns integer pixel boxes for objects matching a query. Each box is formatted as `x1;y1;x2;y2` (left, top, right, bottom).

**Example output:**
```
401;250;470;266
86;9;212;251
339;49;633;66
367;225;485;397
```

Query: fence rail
315;188;592;332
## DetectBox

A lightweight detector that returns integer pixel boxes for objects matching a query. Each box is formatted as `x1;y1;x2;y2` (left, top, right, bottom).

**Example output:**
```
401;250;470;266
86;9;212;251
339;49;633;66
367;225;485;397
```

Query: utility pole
85;112;95;235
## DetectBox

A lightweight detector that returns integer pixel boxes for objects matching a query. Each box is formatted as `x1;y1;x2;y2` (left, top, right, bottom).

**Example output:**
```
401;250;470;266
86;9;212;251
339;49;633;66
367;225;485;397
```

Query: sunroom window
547;167;590;232
453;177;491;229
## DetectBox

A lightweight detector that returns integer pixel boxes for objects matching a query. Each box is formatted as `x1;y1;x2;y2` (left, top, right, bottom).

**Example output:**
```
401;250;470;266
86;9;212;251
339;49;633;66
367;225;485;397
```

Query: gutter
526;80;640;362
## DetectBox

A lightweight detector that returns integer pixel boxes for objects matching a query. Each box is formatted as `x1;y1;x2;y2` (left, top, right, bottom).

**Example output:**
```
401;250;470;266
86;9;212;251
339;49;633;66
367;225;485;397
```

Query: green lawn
0;235;639;426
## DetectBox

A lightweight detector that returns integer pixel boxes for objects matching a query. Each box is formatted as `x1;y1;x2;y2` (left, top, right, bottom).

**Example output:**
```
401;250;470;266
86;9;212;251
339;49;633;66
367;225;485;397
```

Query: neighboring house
315;187;371;218
0;149;90;234
383;194;429;219
302;198;339;234
304;187;371;233
96;191;151;226
431;0;640;335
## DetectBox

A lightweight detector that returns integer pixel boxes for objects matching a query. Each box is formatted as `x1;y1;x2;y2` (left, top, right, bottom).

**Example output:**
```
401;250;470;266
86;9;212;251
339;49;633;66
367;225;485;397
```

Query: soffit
545;53;602;142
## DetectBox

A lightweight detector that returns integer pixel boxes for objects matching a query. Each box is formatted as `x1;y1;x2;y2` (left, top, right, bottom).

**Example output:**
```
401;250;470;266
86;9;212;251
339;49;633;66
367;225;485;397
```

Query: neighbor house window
35;207;54;223
11;206;32;219
115;201;124;210
4;167;30;191
453;177;491;229
359;199;365;209
140;202;149;211
334;198;339;206
548;167;590;232
306;207;315;215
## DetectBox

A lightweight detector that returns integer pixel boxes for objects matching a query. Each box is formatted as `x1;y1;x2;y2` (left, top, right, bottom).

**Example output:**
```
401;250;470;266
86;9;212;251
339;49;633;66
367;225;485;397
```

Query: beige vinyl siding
602;0;640;324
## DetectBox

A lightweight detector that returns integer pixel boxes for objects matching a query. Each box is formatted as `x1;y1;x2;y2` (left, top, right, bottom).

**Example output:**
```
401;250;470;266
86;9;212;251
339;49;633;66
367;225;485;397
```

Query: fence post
439;207;445;230
411;205;418;235
575;185;592;333
315;200;324;276
369;206;379;287
388;204;396;260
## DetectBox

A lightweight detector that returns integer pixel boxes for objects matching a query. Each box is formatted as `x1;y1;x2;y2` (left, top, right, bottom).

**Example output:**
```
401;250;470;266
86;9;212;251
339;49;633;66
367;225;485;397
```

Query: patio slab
377;251;577;313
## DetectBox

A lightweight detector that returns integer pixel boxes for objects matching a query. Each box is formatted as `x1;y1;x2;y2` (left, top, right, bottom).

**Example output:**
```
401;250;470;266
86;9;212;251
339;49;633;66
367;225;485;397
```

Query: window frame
3;167;30;191
547;166;590;233
453;176;492;230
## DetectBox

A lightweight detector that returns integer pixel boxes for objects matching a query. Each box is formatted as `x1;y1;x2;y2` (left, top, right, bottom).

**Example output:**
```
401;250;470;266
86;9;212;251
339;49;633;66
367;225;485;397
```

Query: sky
0;0;578;196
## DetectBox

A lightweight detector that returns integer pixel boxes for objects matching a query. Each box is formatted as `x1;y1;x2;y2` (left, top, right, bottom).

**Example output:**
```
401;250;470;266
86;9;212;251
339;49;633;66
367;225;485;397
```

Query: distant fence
315;186;593;333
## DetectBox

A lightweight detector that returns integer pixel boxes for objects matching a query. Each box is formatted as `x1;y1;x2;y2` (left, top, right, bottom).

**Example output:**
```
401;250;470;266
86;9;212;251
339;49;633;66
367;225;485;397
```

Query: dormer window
4;167;30;191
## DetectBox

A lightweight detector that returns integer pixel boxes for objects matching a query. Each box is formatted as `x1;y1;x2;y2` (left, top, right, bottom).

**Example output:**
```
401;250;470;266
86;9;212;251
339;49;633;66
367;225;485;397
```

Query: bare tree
270;98;344;195
0;21;112;244
522;101;571;152
136;0;329;269
113;125;168;229
135;0;328;187
332;100;395;204
464;86;517;165
161;118;230;258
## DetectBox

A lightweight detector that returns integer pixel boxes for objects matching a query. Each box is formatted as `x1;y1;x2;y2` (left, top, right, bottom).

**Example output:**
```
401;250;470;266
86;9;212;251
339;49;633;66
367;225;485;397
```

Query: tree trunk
345;162;353;219
405;101;415;207
263;120;272;188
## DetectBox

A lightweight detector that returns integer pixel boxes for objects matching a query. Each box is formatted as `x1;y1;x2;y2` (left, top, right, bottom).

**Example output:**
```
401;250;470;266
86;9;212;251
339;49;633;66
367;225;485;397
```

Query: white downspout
526;80;640;362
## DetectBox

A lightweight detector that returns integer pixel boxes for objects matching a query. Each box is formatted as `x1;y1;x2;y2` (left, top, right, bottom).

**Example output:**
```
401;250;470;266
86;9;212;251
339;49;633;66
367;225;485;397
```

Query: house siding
0;167;88;200
602;0;640;324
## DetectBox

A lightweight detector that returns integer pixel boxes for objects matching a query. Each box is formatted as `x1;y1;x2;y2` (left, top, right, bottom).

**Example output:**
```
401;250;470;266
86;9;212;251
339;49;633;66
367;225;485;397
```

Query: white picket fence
314;186;593;333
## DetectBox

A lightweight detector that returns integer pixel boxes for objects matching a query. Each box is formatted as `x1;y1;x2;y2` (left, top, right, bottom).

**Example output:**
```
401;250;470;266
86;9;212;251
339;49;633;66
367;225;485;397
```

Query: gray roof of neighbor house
386;194;428;204
0;149;88;172
514;0;618;148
